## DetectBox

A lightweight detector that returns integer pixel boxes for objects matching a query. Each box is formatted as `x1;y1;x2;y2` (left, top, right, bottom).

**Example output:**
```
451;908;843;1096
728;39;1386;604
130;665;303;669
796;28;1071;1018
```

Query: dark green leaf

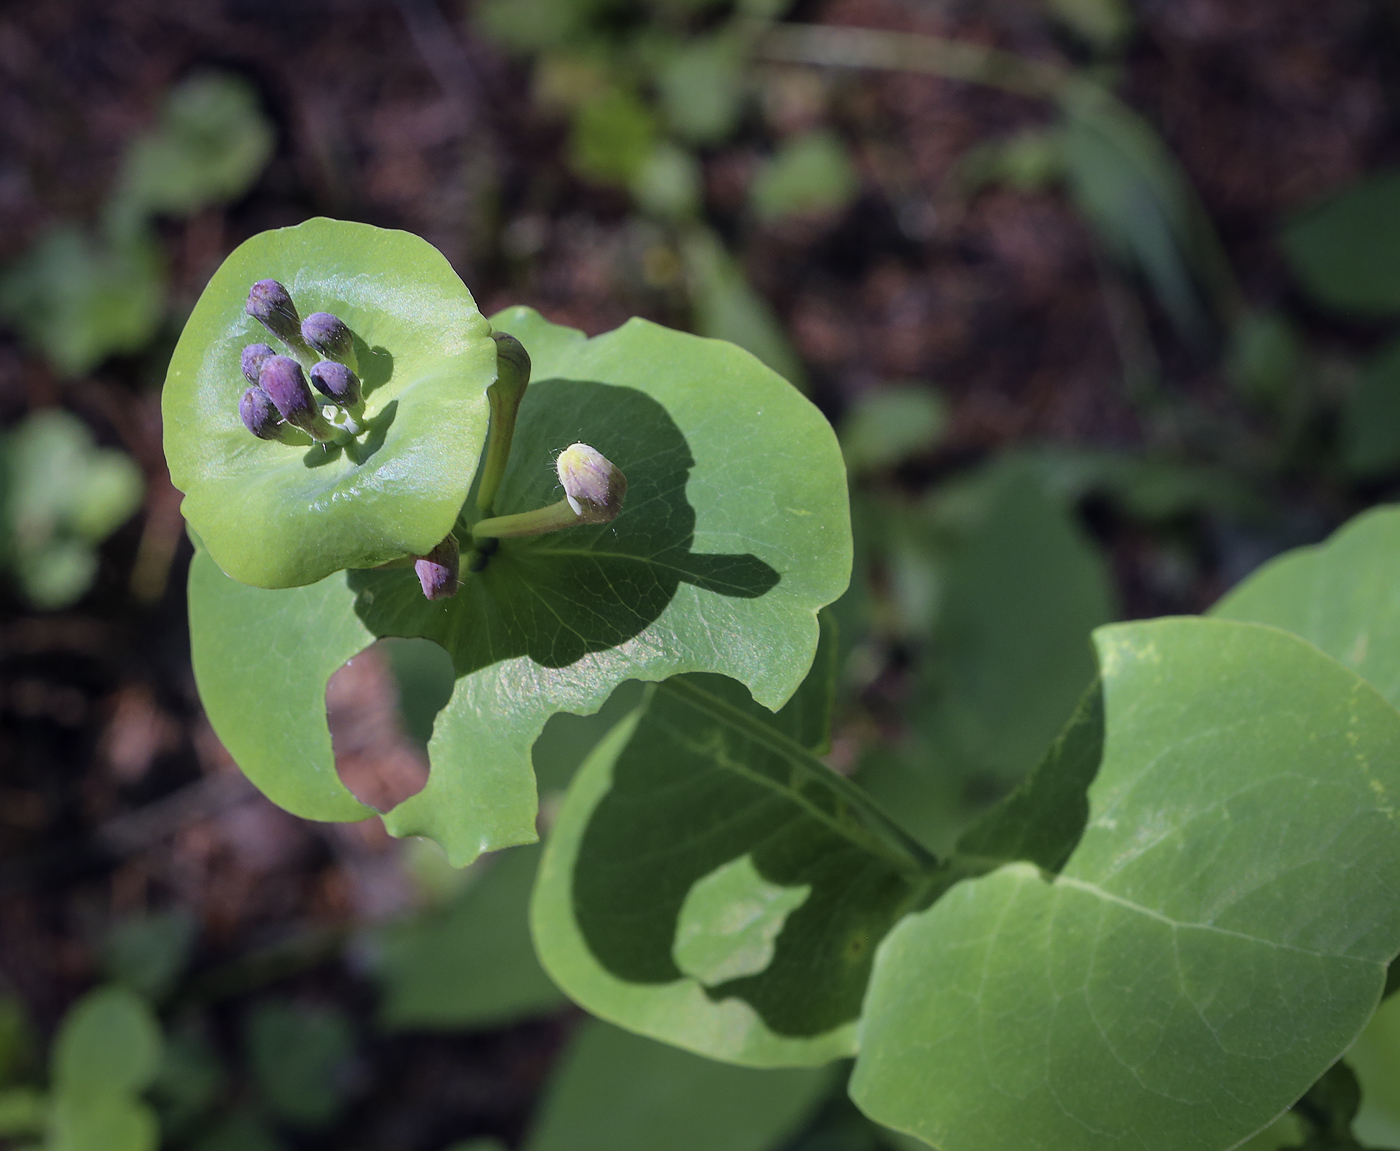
1339;338;1400;479
532;618;929;1066
914;458;1116;787
1282;171;1400;315
374;844;566;1030
103;911;197;1002
245;1001;354;1130
524;1019;832;1151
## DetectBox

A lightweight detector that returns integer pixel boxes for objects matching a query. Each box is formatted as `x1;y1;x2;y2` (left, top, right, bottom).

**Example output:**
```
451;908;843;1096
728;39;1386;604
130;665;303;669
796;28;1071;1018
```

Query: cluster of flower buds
238;279;364;444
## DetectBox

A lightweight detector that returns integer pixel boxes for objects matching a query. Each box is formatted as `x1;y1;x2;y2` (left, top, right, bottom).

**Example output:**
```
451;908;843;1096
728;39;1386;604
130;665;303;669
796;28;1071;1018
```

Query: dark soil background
1;0;1398;1147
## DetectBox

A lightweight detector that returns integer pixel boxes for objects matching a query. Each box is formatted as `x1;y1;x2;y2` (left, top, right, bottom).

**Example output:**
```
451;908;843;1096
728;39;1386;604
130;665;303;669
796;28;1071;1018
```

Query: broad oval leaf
52;986;162;1099
164;217;497;588
1282;171;1400;315
851;617;1400;1151
1212;505;1400;707
530;619;929;1067
187;308;851;863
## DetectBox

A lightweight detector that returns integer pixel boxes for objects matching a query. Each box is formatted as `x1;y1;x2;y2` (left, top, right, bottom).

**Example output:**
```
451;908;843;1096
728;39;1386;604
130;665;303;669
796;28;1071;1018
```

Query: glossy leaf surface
164;217;498;588
187;308;850;863
531;619;928;1067
852;618;1400;1151
524;1019;831;1151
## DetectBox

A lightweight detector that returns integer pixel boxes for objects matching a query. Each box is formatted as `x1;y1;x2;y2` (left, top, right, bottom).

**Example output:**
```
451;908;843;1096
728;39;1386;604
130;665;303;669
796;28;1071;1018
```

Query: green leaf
1339;338;1400;479
681;229;807;388
245;1001;354;1130
570;89;658;186
0;1088;44;1137
531;618;930;1067
102;912;197;1002
186;307;850;863
524;1019;832;1151
374;843;566;1030
52;987;162;1100
838;389;947;473
656;36;747;146
1282;171;1400;316
1348;990;1400;1146
163;217;498;589
0;225;165;378
1211;505;1400;709
1057;83;1228;343
1045;0;1132;50
913;458;1117;788
851;617;1400;1151
111;73;273;223
48;1094;158;1151
750;131;859;222
3;410;143;608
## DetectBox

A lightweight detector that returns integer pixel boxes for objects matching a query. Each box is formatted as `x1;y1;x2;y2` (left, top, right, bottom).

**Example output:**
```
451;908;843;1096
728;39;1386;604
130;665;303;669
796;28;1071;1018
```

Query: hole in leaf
325;638;452;812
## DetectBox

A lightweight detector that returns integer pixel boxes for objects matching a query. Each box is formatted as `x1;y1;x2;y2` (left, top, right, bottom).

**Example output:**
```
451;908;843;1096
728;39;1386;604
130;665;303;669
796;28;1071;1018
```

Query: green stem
659;677;940;878
473;497;586;539
756;22;1070;99
476;332;532;515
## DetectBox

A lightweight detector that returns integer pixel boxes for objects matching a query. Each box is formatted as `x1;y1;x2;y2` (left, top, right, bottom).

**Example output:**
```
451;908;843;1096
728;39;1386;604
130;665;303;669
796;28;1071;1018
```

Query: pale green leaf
751;131;858;222
164;217;497;589
51;987;162;1101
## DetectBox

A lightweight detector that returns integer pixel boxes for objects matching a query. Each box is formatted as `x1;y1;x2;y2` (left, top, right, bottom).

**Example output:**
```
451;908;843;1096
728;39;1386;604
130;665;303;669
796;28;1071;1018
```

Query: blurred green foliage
0;409;143;608
1283;171;1400;316
0;72;272;378
244;1001;355;1130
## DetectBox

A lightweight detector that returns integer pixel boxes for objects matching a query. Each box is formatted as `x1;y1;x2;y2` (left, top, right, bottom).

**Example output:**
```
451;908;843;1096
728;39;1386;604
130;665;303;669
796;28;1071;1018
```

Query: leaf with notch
852;617;1400;1151
531;615;932;1067
185;307;851;864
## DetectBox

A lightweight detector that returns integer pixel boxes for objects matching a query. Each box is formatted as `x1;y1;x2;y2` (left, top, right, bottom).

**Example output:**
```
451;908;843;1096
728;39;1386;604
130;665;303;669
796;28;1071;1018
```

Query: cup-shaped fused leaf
163;217;497;588
851;617;1400;1151
185;308;852;863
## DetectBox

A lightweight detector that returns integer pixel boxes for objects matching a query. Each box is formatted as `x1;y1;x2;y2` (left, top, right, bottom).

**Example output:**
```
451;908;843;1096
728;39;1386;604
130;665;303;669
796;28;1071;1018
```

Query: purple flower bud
309;360;362;407
258;355;332;440
556;443;627;523
301;312;354;360
415;536;460;601
241;342;275;384
245;279;301;345
239;385;283;440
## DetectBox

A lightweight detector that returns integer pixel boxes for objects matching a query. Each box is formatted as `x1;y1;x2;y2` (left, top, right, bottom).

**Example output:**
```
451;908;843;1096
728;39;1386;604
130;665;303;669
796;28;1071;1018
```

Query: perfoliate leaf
531;618;929;1067
523;1019;832;1151
164;218;498;589
187;307;850;864
851;618;1400;1151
